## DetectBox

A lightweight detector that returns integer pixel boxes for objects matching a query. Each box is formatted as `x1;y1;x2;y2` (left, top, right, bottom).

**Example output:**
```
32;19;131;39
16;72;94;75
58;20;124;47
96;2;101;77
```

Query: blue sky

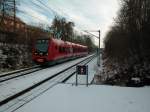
17;0;120;47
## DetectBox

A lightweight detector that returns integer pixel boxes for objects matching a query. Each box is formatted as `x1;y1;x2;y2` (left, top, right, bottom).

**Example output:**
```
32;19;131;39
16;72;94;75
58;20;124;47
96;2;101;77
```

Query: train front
32;39;50;64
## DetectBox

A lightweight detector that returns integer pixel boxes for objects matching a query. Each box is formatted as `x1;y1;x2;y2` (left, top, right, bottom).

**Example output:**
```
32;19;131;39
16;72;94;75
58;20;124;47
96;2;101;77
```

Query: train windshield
35;39;49;52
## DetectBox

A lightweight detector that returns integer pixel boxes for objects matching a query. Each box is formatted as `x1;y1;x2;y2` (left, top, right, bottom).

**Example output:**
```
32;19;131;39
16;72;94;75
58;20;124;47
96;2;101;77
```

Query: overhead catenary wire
35;0;58;17
18;0;63;26
18;10;50;26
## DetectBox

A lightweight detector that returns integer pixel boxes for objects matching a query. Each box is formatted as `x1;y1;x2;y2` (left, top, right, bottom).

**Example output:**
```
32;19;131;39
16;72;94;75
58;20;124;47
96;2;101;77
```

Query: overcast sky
17;0;120;47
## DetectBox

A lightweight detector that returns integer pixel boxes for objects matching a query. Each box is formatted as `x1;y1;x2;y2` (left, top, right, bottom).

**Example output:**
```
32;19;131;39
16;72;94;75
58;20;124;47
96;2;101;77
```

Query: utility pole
83;30;101;66
98;30;100;66
13;0;16;33
2;0;5;19
1;0;5;28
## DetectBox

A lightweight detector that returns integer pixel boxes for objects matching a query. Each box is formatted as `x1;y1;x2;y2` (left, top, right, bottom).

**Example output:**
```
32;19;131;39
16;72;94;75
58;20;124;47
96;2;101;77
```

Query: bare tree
50;16;74;41
104;0;150;63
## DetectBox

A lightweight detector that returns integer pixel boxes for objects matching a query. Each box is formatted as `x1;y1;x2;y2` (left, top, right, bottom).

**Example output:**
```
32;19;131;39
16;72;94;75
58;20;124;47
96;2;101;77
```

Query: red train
32;38;88;65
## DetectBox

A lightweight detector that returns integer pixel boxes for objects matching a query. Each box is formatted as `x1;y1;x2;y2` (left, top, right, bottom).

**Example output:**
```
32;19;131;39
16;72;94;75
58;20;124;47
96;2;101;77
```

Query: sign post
76;65;88;86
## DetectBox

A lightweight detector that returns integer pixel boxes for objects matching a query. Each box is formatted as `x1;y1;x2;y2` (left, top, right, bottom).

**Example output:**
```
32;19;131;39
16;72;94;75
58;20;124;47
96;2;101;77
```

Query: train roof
38;37;87;48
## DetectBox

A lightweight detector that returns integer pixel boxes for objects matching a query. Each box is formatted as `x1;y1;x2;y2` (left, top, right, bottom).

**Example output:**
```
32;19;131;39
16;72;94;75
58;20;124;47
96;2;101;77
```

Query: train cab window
35;39;49;52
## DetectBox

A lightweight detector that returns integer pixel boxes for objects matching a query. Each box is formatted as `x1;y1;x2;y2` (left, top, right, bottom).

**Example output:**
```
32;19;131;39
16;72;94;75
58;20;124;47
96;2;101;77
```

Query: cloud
17;0;53;26
17;0;120;47
48;0;120;46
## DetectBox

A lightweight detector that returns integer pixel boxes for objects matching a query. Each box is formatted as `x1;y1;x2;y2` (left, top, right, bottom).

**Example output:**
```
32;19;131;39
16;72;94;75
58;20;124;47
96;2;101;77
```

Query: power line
35;0;60;17
18;10;50;25
35;0;75;24
83;30;99;39
19;0;57;22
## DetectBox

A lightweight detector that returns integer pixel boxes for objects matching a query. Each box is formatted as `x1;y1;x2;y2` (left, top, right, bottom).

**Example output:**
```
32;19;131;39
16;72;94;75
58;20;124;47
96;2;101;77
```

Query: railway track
0;55;94;83
0;54;96;111
0;66;43;83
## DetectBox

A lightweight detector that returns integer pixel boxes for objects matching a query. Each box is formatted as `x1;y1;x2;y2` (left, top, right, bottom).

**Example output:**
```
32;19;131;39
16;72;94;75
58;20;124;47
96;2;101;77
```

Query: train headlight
34;52;37;55
46;53;48;56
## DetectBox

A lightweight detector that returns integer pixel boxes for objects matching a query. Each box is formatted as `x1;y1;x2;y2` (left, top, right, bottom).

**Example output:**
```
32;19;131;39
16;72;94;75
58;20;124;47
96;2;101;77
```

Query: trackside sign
76;65;88;86
76;65;87;75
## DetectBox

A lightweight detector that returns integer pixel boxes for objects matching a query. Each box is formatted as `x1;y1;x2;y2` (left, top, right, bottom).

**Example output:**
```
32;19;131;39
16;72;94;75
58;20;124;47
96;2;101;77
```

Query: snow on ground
0;55;92;102
4;55;150;112
1;54;150;112
15;84;150;112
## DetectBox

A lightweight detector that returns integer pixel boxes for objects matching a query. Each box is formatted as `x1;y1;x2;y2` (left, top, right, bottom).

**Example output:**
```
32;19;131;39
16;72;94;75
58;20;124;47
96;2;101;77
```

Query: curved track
0;66;43;83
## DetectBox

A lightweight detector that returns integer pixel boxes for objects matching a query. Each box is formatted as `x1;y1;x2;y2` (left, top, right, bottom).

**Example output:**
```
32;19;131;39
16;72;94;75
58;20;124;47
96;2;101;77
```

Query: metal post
83;30;100;66
76;73;78;86
1;0;5;27
98;30;100;66
86;65;88;86
13;0;16;33
76;66;78;86
2;0;5;19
